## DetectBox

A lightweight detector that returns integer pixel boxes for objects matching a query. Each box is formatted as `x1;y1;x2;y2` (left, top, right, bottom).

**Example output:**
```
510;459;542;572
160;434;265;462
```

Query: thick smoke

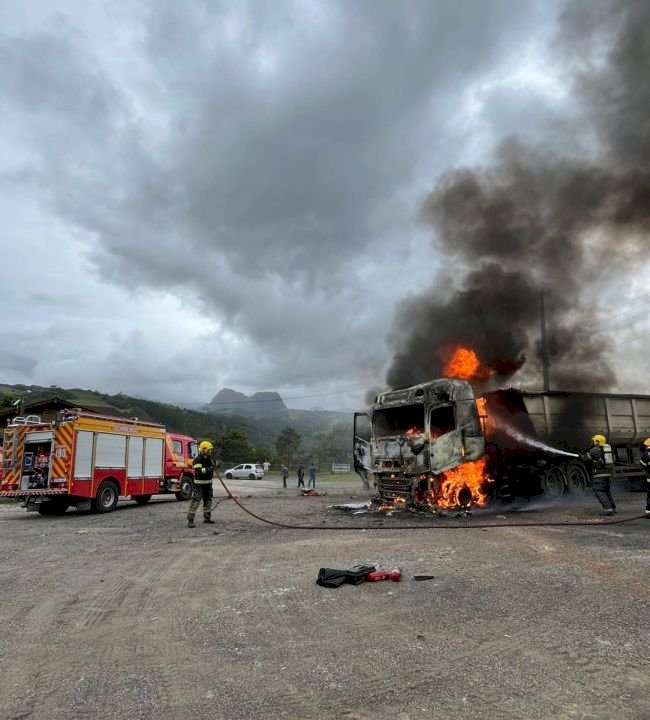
387;0;650;392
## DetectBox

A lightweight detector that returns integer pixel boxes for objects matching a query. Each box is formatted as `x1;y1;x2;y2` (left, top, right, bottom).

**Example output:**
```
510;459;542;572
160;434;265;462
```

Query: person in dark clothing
296;464;305;488
188;441;215;528
640;438;650;517
281;464;289;489
580;434;616;515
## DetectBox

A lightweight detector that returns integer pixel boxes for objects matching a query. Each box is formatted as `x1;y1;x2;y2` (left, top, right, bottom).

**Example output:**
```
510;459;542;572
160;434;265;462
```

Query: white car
224;463;264;480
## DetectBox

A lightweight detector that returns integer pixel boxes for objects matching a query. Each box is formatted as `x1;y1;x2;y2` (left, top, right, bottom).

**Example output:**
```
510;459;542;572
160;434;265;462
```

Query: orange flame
436;458;490;509
414;458;491;510
441;346;493;382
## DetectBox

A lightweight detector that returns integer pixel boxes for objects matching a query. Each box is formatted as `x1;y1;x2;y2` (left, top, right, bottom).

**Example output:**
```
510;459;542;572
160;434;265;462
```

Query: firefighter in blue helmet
580;434;616;515
188;441;215;528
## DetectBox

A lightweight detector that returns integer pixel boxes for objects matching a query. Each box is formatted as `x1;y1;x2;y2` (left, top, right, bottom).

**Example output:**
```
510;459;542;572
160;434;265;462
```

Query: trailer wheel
541;467;566;500
566;462;589;494
133;494;152;505
37;500;69;516
175;475;193;501
92;480;119;513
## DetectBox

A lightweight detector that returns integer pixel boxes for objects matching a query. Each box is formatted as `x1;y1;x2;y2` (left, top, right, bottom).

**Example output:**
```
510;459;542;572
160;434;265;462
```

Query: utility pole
539;289;551;392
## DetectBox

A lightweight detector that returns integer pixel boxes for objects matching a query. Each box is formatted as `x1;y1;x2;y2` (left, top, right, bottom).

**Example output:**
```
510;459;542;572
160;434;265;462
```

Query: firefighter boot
188;518;196;528
204;516;215;524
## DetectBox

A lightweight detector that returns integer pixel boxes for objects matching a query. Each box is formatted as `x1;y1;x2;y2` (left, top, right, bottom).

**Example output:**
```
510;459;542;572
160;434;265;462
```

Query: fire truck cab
0;411;198;515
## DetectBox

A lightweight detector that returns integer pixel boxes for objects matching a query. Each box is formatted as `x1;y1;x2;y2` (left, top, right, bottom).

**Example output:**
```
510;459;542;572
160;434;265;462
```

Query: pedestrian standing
281;464;289;489
263;459;271;474
188;441;215;528
580;434;616;515
640;438;650;517
307;462;316;488
296;463;305;488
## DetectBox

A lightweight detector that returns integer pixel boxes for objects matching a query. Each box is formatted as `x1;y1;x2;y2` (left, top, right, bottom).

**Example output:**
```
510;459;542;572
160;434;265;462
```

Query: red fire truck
0;410;198;515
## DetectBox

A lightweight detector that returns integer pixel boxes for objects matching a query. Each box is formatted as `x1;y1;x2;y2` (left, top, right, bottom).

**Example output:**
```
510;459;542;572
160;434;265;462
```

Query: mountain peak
208;388;288;417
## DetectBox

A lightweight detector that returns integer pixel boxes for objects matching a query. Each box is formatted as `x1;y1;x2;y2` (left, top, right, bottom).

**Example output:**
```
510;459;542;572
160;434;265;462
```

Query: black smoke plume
387;0;650;392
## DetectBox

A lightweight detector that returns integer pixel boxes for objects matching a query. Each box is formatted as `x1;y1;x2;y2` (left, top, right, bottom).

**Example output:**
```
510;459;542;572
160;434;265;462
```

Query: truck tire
175;475;193;501
133;494;152;505
541;467;566;500
37;500;69;516
92;480;119;513
566;462;589;494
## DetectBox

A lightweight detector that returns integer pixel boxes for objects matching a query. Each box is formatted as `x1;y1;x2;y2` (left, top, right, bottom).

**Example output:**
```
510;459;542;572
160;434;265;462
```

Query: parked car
224;463;264;480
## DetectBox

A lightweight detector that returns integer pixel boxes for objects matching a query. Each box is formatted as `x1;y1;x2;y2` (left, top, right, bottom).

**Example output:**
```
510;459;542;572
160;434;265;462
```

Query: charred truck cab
354;379;484;506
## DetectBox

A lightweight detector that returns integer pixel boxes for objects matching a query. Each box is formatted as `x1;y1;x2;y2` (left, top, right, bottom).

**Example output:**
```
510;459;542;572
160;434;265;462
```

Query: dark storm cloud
387;0;650;392
0;0;554;391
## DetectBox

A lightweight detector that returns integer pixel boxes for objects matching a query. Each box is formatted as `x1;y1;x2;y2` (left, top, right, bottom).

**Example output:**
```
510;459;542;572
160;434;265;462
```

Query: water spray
500;425;580;458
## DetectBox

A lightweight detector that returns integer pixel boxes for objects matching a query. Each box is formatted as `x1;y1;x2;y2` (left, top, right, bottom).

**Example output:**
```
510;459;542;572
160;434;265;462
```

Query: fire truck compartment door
353;412;373;472
429;430;464;474
74;431;93;478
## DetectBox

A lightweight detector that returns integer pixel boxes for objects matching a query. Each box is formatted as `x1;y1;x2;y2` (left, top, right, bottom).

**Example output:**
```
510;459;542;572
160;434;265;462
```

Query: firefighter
188;441;215;528
640;438;650;517
580;434;616;515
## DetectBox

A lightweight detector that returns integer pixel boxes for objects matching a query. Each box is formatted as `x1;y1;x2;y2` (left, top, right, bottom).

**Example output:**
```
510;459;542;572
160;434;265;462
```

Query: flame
414;458;491;510
437;458;490;509
441;346;493;382
375;496;407;512
405;426;421;436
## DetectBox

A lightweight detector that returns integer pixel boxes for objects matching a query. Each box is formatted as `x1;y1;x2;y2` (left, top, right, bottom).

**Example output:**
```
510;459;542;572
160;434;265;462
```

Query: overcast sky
0;0;646;411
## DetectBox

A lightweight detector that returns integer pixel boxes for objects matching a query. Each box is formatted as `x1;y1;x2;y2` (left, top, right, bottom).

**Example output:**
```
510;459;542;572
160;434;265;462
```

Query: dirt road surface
1;478;649;720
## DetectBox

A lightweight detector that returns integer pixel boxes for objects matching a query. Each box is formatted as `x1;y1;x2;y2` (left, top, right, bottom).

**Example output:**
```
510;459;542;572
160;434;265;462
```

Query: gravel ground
1;478;649;720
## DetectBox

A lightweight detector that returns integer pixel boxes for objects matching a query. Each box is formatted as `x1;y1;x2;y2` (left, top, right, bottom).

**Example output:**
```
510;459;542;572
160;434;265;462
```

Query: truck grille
376;475;414;502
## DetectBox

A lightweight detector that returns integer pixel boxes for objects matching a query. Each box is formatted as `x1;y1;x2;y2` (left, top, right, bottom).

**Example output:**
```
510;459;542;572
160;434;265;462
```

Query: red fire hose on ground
215;475;647;531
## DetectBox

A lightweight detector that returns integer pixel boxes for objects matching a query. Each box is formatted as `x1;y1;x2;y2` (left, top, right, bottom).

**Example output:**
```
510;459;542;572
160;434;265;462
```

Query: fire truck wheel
92;480;119;513
133;494;152;505
541;466;566;500
175;475;193;501
37;500;69;516
566;461;589;494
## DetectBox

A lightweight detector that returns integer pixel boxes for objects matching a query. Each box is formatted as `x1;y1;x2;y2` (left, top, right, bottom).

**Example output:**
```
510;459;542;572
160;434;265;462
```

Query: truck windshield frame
373;404;425;436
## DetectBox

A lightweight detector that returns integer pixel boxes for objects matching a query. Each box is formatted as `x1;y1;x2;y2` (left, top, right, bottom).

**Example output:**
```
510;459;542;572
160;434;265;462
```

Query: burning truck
353;375;650;511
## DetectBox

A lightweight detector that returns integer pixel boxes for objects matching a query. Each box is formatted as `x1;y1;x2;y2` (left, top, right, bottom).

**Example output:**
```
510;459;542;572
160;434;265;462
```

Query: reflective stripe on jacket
193;454;214;484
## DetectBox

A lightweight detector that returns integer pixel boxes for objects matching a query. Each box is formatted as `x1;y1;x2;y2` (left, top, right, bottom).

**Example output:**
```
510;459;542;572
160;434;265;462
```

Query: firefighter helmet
199;441;214;453
643;438;650;447
591;434;607;447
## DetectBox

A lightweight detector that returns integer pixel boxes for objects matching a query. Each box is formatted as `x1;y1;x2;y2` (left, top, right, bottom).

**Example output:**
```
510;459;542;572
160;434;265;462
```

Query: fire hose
215;474;647;530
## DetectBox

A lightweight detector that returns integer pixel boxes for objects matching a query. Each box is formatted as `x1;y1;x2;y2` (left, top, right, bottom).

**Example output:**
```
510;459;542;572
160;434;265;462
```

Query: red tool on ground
366;567;402;582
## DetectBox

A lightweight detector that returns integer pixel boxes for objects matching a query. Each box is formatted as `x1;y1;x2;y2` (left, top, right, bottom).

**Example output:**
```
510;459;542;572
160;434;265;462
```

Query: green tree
0;393;16;408
311;421;353;468
275;426;301;464
217;429;254;463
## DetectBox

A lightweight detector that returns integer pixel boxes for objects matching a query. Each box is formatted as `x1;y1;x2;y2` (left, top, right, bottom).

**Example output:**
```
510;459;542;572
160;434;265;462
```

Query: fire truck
0;410;198;515
354;379;650;508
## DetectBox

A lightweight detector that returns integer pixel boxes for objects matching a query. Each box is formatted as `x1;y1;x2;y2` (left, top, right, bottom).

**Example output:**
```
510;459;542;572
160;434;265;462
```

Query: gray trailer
484;388;650;495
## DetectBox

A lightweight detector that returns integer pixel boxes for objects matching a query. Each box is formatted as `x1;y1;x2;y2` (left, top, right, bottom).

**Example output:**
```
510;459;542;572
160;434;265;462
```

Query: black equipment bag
316;565;376;588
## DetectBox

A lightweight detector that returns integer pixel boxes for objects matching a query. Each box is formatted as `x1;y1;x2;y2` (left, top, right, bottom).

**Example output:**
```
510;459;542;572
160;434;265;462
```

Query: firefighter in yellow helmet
640;438;650;517
580;434;616;515
188;441;215;528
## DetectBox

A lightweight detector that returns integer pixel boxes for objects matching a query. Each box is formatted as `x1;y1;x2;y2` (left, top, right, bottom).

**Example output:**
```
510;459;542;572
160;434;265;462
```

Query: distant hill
0;383;353;462
207;388;288;418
